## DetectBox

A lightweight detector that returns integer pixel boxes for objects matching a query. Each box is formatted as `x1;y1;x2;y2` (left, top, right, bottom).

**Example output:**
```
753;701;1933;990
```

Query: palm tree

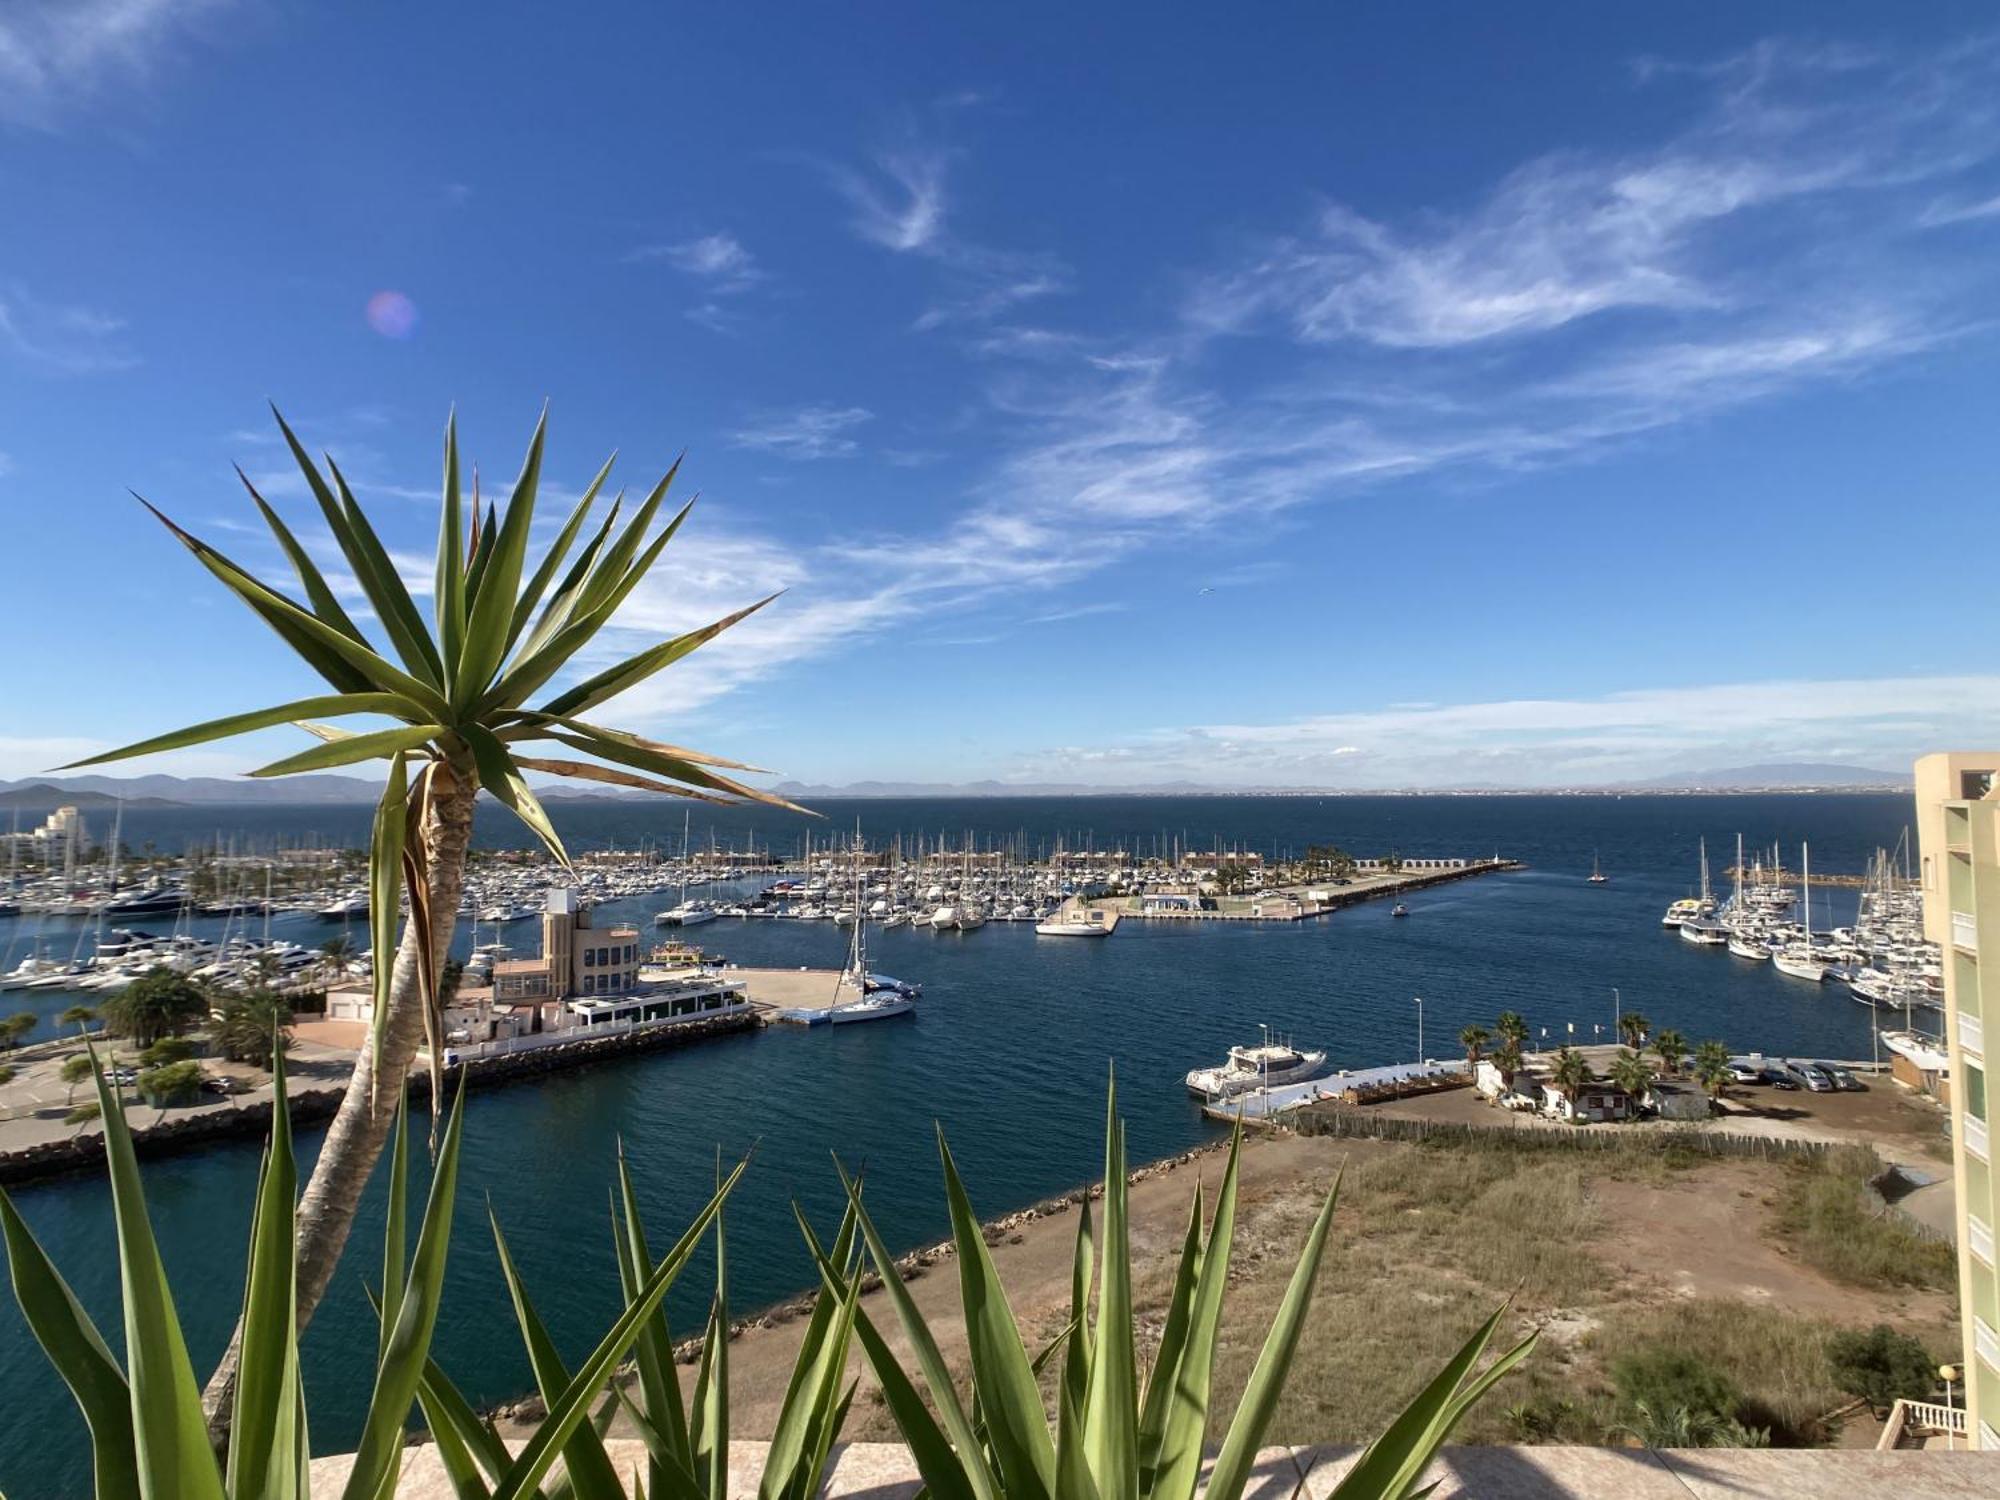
60;1053;96;1106
1550;1045;1592;1095
1617;1010;1650;1049
58;1004;97;1033
1493;1038;1524;1085
1692;1038;1732;1101
1459;1023;1492;1075
101;968;209;1047
317;931;356;983
1652;1027;1689;1077
64;408;799;1417
1609;1047;1655;1103
1495;1009;1529;1052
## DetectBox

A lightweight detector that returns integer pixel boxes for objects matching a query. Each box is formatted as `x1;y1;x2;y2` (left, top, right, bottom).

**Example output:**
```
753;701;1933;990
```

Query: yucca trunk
203;762;478;1425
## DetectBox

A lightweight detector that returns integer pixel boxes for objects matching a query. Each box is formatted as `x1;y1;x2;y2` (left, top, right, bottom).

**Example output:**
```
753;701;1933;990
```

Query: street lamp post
1940;1364;1959;1449
1414;996;1424;1065
1612;986;1620;1045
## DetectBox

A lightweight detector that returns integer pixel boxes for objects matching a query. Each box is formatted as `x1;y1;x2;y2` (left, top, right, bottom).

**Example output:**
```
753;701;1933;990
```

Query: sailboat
1678;838;1729;945
1773;843;1831;982
828;831;918;1023
1587;850;1608;885
657;810;714;926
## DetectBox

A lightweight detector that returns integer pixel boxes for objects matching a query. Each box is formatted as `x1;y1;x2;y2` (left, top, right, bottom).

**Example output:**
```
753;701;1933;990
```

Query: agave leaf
500;715;770;774
455;410;547;706
88;1051;226;1500
466;500;499;605
436;413;468;677
487;1158;746;1500
1135;1179;1204;1487
506;453;613;655
529;593;778;722
937;1129;1057;1500
247;726;441;779
362;755;410;1078
573;466;681;619
833;1158;1000;1500
462;724;569;866
1056;1188;1095;1496
510;496;623;667
488;489;691;712
694;1159;728;1500
226;1049;303;1500
238;471;371;646
1149;1135;1242;1500
512;756;737;807
410;1345;513;1489
1328;1308;1536;1500
0;1179;140;1500
799;1229;977;1500
1082;1081;1137;1500
56;694;419;772
614;1147;692;1484
763;1198;862;1500
609;1384;707;1500
378;1086;411;1363
268;407;442;689
1200;1175;1341;1500
340;1080;469;1500
490;1207;628;1500
540;729;810;815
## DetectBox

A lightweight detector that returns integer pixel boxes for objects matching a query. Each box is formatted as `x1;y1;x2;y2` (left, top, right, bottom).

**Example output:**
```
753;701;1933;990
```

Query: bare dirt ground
632;1125;1958;1448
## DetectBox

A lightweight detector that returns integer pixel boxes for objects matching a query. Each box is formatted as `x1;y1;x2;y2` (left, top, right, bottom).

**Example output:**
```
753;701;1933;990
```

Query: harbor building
1914;751;2000;1450
326;887;746;1061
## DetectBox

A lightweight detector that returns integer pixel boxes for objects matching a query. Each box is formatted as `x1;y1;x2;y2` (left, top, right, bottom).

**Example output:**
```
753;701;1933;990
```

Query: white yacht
656;901;716;927
316;892;370;920
1186;1027;1327;1098
928;905;959;929
1035;903;1116;937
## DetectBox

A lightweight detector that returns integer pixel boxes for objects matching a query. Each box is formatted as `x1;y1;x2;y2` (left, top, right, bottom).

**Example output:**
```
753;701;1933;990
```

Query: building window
582;947;594;967
1971;1062;1988;1124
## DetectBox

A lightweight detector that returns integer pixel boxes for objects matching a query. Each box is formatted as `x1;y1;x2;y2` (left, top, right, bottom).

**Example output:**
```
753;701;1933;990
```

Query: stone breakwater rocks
0;1013;760;1187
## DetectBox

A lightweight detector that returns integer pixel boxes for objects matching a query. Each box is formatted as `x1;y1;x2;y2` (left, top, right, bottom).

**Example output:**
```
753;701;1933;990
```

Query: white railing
1962;1011;1986;1058
1970;1114;1992;1162
430;1003;751;1066
1977;1317;2000;1371
1878;1397;1968;1450
1973;1214;1996;1268
1953;910;1980;951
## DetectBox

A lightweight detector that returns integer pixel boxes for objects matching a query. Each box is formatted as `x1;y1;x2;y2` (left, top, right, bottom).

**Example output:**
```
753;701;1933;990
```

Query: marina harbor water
0;792;1926;1494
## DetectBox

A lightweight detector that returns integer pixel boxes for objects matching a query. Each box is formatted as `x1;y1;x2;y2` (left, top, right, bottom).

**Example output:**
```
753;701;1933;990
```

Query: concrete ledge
308;1438;1997;1498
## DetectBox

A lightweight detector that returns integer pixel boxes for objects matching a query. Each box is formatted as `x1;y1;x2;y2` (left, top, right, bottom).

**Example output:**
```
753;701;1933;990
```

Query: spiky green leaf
247;727;440;779
56;694;418;771
226;1049;304;1500
461;724;568;866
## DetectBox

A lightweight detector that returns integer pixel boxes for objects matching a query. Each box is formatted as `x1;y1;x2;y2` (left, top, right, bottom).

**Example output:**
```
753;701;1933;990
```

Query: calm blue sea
0;794;1917;1495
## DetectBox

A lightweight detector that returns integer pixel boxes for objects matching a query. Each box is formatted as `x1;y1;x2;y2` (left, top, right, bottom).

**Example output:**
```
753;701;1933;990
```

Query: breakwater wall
0;1011;759;1187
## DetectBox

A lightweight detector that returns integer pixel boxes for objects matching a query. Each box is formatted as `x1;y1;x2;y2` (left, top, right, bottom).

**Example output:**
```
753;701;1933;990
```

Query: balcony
1978;1316;2000;1372
1971;1113;1992;1162
1974;1214;1996;1268
1963;1011;1986;1058
1953;911;1980;952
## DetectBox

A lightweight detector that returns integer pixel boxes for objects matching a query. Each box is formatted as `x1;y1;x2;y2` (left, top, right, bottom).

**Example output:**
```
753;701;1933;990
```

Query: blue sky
3;2;1999;789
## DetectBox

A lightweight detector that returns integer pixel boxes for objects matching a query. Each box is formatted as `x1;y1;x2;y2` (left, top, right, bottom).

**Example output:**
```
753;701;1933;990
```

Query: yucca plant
414;1147;864;1500
0;1051;469;1500
0;1054;745;1499
810;1077;1538;1500
58;409;800;1409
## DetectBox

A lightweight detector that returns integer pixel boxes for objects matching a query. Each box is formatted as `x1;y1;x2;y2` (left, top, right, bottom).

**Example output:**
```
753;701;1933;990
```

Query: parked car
1822;1064;1864;1092
1759;1066;1800;1091
1786;1061;1836;1093
1726;1059;1765;1084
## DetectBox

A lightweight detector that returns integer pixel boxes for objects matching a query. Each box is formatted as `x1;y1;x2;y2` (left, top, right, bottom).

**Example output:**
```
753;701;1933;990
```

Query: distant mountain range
0;762;1915;809
1611;763;1912;791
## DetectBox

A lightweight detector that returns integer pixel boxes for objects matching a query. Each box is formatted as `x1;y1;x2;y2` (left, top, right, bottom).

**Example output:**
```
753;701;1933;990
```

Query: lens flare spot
365;290;419;339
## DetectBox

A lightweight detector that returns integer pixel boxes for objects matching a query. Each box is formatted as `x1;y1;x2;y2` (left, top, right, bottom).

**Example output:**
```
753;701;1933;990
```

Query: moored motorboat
1186;1026;1327;1098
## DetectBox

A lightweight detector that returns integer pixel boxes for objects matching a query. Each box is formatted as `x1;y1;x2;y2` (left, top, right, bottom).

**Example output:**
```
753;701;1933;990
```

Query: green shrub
138;1036;195;1067
1612;1346;1741;1423
1825;1324;1939;1414
135;1058;205;1108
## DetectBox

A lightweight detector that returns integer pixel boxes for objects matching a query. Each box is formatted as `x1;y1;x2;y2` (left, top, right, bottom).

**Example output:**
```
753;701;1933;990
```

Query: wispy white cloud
1011;675;1997;788
834;147;949;252
0;281;137;373
729;405;873;461
831;141;1069;329
0;0;239;129
626;231;764;290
